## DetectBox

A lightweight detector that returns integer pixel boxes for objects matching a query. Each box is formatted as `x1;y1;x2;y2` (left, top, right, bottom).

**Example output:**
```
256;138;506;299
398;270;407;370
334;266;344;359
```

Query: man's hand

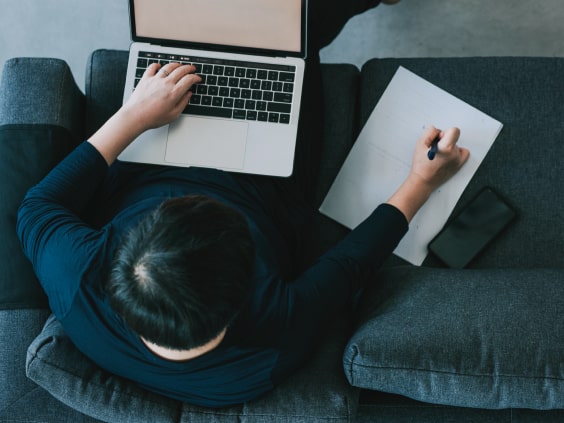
88;62;201;165
410;126;470;192
387;126;470;222
123;63;202;132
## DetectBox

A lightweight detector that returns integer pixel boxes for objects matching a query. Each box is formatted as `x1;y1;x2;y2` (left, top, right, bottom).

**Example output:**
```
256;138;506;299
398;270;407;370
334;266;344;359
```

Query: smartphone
428;187;517;268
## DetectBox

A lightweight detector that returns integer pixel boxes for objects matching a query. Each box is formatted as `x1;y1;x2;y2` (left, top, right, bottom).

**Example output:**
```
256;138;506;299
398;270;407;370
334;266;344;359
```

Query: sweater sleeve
16;141;110;317
269;203;408;382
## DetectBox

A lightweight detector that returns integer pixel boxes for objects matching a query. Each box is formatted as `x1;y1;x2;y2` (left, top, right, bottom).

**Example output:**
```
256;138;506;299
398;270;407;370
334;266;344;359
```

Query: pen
427;134;440;160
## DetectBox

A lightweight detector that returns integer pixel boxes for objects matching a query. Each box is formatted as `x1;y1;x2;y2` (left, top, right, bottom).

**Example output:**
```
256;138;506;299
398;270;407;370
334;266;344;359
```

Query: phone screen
428;187;516;268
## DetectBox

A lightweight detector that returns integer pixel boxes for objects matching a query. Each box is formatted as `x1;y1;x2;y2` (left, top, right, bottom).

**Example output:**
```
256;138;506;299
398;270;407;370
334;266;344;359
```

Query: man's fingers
438;127;461;148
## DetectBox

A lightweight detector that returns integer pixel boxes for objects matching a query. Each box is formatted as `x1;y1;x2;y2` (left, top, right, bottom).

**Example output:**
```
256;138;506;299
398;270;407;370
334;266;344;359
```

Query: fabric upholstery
0;309;103;422
0;126;75;309
345;266;564;410
0;58;85;140
360;57;564;268
28;314;359;423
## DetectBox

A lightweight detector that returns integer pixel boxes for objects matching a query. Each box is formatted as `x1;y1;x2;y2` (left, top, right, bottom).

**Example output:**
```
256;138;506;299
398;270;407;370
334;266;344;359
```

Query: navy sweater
17;141;408;407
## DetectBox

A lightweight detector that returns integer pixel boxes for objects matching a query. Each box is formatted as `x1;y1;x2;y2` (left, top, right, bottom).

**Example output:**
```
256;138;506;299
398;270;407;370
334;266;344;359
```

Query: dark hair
106;195;255;350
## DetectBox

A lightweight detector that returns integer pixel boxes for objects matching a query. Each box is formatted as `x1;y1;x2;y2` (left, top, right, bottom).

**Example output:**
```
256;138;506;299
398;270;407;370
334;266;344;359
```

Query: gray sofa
2;50;564;422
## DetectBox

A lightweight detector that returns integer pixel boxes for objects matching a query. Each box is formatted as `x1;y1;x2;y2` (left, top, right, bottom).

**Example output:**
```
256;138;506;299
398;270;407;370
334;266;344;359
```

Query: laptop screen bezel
128;0;307;59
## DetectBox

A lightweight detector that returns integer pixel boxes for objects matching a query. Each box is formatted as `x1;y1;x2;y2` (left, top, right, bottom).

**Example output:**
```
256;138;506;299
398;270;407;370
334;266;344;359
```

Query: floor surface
2;0;564;91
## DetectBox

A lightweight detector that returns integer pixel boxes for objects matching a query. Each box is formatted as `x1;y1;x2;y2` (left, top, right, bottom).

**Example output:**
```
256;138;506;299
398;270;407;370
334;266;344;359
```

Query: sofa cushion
0;125;75;309
344;266;564;410
27;314;358;423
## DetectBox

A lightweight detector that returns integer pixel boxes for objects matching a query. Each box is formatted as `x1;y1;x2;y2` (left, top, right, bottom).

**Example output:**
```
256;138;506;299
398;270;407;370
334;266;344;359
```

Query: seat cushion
344;266;564;410
27;314;358;423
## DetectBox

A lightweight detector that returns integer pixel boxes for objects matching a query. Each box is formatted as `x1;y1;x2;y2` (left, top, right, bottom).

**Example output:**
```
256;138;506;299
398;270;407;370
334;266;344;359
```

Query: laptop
120;0;307;177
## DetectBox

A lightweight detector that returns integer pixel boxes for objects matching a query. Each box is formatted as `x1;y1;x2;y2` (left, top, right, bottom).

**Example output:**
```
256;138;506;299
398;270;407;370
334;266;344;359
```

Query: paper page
320;66;503;265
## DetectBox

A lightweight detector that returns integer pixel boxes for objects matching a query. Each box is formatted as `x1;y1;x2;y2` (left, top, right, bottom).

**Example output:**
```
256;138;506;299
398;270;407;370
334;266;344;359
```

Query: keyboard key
230;88;241;98
268;102;291;114
250;80;261;90
229;77;239;87
191;94;201;104
203;64;213;74
268;71;279;81
224;67;235;76
258;112;268;122
239;78;250;89
257;70;268;80
252;90;263;100
261;81;272;91
262;91;273;101
213;65;224;75
283;83;294;93
208;86;219;96
279;114;290;124
256;101;267;111
235;68;246;77
234;99;245;109
137;58;148;68
274;93;293;103
218;77;228;86
268;113;280;123
234;109;246;119
212;97;223;107
246;111;258;120
246;69;257;79
219;87;230;97
185;105;233;118
245;100;256;110
272;82;283;91
279;72;295;82
223;98;234;108
241;89;251;99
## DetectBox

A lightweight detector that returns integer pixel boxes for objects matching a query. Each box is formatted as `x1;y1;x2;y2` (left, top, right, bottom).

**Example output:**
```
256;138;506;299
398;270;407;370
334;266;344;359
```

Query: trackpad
165;117;248;170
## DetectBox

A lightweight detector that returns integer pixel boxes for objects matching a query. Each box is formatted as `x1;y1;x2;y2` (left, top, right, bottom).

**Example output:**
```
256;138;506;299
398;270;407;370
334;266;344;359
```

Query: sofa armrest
0;58;85;141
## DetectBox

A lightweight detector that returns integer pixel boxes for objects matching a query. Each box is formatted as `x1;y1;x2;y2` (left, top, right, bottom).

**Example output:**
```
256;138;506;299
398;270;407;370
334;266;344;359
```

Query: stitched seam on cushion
348;362;564;381
345;346;359;386
0;385;46;414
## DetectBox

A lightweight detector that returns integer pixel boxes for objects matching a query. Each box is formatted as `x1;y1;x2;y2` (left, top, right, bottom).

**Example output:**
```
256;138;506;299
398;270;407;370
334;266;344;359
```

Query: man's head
106;195;255;353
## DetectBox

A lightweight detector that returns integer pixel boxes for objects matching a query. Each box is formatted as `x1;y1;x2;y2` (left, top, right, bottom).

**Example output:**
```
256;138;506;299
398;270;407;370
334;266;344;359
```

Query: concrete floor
2;0;564;91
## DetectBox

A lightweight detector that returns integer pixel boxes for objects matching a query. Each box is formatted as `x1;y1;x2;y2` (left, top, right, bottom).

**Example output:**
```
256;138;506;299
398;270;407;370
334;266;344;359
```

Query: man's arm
268;126;469;380
88;62;201;165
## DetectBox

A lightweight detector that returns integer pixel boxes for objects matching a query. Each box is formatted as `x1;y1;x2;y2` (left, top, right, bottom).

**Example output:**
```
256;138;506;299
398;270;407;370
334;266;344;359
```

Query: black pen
427;134;441;160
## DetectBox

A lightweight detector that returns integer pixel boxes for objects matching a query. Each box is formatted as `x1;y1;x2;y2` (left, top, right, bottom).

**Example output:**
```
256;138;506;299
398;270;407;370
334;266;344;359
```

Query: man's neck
141;328;227;361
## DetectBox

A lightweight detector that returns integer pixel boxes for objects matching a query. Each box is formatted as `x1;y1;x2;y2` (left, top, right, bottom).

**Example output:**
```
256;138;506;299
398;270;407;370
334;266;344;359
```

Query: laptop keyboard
135;51;296;124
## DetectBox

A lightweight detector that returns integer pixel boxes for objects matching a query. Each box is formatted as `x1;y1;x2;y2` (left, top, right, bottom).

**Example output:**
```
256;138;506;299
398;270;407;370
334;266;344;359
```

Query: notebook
119;0;307;177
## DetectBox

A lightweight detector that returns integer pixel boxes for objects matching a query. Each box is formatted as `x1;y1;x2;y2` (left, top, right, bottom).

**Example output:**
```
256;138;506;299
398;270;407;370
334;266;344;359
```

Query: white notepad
320;66;503;265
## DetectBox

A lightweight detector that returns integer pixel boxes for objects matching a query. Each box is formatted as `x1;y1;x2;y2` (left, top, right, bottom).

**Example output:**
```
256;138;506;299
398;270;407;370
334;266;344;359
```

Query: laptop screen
131;0;304;55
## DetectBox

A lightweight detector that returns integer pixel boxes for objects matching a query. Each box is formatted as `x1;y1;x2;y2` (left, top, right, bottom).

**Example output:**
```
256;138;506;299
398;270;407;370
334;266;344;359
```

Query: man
17;0;468;407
